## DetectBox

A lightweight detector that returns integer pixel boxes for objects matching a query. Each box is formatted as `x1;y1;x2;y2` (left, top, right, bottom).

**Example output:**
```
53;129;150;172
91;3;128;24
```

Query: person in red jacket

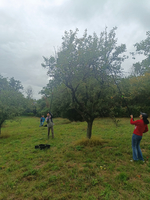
130;112;149;161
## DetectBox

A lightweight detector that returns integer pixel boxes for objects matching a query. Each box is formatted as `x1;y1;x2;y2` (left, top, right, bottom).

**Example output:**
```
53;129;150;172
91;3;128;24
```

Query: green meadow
0;117;150;200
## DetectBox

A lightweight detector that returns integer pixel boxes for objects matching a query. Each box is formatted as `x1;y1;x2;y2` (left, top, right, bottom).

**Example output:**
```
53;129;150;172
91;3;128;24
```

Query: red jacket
130;118;148;136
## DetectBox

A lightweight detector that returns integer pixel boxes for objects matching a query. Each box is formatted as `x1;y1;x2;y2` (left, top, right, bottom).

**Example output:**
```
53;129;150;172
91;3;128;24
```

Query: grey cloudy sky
0;0;150;99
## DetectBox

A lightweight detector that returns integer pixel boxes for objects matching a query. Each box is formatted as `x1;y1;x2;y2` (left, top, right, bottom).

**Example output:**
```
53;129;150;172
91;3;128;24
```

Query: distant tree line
0;76;36;134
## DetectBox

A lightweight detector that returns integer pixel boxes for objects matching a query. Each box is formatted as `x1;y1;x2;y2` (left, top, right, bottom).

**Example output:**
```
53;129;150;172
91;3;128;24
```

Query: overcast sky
1;0;150;99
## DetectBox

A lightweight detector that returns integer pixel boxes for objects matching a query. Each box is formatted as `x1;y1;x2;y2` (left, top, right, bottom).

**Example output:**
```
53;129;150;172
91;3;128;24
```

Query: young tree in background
24;86;37;116
25;86;33;99
42;27;127;138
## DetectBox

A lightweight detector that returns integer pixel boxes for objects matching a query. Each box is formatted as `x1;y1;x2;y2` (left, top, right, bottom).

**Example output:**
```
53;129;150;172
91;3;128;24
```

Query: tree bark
87;120;93;139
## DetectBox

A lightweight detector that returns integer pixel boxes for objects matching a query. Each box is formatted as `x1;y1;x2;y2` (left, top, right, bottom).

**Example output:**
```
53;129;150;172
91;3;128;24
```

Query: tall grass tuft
74;136;108;147
0;134;10;139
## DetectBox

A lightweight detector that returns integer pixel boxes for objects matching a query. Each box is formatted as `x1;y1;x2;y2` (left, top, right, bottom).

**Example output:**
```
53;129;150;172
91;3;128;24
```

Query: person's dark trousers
48;126;54;139
132;134;144;161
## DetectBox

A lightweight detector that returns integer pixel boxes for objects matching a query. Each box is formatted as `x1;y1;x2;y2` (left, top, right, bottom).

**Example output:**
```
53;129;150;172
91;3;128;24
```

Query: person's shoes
130;160;133;162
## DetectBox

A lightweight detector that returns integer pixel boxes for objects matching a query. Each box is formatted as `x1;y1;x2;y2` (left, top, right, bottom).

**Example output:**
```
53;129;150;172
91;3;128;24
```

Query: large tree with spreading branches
42;27;127;138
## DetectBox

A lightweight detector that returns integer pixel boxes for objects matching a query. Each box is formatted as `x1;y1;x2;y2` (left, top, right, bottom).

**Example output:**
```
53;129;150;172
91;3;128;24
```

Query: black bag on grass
35;144;50;150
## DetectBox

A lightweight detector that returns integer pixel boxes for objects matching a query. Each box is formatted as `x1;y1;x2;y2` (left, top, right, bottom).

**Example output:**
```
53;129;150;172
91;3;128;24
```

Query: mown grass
0;116;150;200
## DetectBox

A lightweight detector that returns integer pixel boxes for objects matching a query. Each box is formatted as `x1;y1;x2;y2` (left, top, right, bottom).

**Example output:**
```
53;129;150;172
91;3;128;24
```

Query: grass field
0;117;150;200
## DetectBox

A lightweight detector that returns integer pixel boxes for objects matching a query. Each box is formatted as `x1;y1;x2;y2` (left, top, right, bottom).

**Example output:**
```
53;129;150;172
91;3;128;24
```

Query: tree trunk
87;120;93;139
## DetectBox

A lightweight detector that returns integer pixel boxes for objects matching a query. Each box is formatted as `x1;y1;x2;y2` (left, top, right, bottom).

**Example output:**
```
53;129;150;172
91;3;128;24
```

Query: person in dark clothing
130;112;149;161
46;112;54;139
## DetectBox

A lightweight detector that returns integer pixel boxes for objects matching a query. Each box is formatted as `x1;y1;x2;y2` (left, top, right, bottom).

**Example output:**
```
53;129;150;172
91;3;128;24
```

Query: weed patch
116;172;129;183
23;169;39;177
